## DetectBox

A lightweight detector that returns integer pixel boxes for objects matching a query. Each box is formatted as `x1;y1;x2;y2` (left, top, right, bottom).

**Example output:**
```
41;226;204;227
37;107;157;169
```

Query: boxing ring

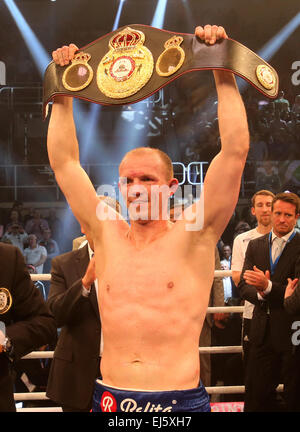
14;271;282;412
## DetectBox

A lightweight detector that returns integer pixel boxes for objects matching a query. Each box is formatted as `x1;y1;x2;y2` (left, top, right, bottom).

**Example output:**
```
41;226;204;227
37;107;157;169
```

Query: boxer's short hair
121;147;174;181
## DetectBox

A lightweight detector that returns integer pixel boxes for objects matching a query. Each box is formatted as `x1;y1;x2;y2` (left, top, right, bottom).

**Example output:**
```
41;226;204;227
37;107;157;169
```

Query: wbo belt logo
100;391;176;412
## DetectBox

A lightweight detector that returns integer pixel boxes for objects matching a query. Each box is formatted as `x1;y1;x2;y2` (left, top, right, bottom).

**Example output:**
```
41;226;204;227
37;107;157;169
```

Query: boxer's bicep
200;150;245;240
54;160;100;231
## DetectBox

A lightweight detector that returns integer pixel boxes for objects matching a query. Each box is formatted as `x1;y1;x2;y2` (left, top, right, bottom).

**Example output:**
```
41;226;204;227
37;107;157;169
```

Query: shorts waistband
92;379;211;412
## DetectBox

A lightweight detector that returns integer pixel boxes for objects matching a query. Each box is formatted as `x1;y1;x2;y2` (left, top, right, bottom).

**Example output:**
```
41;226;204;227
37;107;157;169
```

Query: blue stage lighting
238;12;300;93
258;12;300;61
3;0;51;76
151;0;168;29
80;0;127;165
112;0;126;31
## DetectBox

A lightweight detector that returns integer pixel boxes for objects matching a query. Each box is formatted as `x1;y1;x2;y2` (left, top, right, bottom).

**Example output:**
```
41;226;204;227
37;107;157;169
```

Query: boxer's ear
168;178;179;197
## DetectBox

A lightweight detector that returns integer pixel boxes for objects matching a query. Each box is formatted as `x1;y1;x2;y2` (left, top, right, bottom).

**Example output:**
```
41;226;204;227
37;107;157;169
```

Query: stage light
3;0;51;76
80;0;128;168
111;0;171;172
238;12;300;93
151;0;168;29
258;12;300;61
181;0;195;27
112;0;126;31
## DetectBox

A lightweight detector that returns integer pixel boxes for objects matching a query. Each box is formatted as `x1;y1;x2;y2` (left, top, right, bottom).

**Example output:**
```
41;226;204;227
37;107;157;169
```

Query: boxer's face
119;153;175;222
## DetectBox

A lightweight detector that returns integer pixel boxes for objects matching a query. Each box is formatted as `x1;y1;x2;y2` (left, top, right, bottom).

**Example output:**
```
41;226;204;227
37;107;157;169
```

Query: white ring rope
22;345;243;360
14;384;284;402
30;270;233;282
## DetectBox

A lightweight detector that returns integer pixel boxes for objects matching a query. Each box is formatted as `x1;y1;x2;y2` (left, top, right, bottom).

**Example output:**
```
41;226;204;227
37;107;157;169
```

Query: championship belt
43;24;279;119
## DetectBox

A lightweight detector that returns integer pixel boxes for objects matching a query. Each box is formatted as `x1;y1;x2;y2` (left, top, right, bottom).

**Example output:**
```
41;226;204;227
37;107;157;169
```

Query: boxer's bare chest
94;222;214;310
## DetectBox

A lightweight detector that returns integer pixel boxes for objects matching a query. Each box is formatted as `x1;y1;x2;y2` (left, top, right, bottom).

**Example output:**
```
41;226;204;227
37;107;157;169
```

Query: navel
167;281;174;289
106;284;111;292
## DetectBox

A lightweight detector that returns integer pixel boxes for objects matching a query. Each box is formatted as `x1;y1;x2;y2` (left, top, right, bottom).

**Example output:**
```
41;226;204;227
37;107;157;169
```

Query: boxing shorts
91;379;211;412
43;24;278;119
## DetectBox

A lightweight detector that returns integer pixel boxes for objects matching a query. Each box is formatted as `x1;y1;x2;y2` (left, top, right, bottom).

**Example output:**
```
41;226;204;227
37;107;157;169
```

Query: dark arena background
0;0;300;414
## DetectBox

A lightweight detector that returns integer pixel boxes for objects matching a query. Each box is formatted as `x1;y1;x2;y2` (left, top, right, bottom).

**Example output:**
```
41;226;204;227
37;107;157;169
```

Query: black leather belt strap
42;24;279;119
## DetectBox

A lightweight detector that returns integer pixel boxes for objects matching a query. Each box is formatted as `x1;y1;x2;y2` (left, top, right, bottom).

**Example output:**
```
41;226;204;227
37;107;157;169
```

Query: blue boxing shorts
92;379;211;412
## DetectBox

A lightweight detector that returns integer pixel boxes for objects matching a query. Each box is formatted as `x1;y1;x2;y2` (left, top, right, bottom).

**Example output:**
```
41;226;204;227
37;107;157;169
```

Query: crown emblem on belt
97;27;154;99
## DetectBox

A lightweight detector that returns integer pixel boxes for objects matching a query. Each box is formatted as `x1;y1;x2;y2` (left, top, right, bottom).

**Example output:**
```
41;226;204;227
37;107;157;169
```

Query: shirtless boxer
47;25;249;412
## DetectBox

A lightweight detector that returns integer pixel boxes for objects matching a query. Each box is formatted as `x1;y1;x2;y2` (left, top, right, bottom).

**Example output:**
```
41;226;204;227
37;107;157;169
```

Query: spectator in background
248;132;268;161
274;90;290;116
0;243;56;412
268;110;289;160
221;244;232;265
232;189;274;409
220;245;239;300
255;160;281;194
39;229;60;274
46;208;63;244
25;209;49;241
220;259;233;302
238;192;300;412
282;160;300;195
1;223;28;253
23;207;35;226
291;94;300;115
287;112;300;152
23;234;47;275
10;201;25;223
4;209;23;233
233;221;251;240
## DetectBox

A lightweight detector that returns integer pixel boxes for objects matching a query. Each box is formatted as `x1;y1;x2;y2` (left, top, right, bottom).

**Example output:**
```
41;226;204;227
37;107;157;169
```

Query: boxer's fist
195;25;228;45
52;43;79;66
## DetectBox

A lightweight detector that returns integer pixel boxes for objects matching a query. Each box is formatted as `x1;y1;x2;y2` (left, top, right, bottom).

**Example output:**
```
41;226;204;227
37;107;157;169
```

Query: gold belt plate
97;27;154;99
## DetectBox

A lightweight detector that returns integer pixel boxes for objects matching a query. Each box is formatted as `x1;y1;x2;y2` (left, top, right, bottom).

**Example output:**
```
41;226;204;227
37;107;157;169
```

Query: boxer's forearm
213;70;249;158
47;96;80;171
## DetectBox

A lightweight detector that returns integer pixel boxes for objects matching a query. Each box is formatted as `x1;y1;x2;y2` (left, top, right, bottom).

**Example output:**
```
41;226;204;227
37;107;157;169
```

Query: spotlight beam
258;12;300;61
238;12;300;93
151;0;168;29
4;0;50;75
112;0;126;31
80;0;127;165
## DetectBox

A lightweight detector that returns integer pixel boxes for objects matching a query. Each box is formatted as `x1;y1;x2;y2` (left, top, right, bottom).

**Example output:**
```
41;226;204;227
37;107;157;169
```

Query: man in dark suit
0;243;57;412
238;192;300;412
46;237;101;412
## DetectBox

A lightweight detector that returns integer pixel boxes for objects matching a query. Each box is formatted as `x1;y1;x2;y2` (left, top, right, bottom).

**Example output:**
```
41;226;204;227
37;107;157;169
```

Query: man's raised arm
47;45;100;232
191;26;249;241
